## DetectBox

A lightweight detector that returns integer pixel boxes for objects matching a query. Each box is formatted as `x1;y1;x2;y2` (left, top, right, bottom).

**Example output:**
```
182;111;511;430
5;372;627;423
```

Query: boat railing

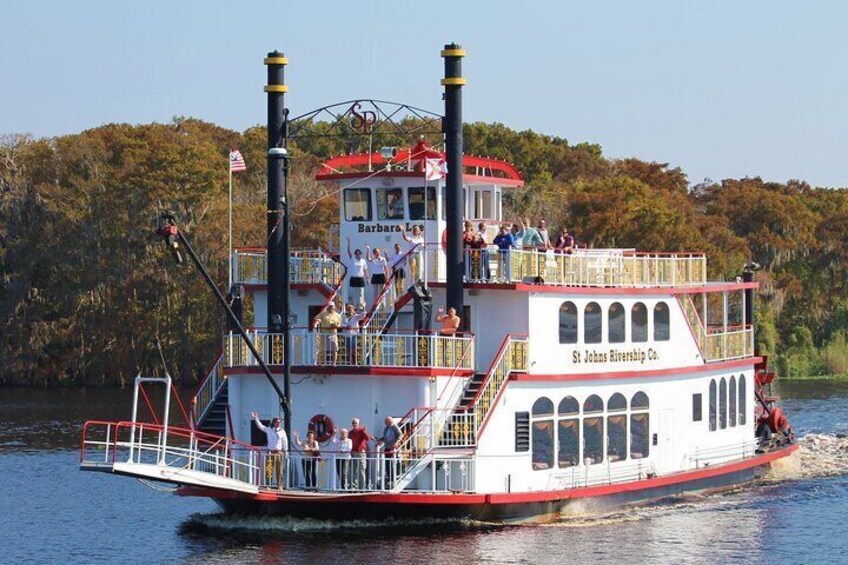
678;295;755;362
688;440;759;468
545;458;656;490
232;249;343;286
464;335;529;431
222;328;475;371
191;352;225;427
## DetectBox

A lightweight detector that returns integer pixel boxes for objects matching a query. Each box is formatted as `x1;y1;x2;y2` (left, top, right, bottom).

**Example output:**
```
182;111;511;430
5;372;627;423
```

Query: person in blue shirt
493;224;516;281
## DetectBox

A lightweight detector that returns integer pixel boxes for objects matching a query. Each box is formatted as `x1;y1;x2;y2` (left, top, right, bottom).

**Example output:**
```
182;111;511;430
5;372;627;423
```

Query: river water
2;381;847;564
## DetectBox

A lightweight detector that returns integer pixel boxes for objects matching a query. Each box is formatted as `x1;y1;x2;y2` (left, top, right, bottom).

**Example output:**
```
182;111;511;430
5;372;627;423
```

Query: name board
572;347;659;365
357;222;425;234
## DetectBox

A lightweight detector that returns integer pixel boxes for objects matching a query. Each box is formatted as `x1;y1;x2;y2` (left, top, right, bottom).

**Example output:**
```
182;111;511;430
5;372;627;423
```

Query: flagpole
228;161;233;290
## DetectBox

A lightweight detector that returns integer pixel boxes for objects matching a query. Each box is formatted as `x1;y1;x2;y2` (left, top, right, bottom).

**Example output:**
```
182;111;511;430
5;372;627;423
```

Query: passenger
345;237;368;309
314;303;342;365
435;306;461;336
331;427;353;490
463;221;479;281
493;224;516;281
555;229;575;255
537;219;552;249
390;242;406;296
293;429;320;490
517;218;543;250
477;222;491;281
365;245;389;307
250;412;288;490
349;418;371;489
378;416;402;489
341;303;365;365
401;225;425;280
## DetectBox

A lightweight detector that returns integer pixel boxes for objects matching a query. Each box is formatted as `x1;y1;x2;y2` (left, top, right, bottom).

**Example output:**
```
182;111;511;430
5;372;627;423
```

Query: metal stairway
196;382;228;436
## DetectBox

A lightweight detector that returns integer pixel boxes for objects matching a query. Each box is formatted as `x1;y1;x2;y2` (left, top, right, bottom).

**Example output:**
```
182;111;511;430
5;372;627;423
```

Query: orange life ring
309;413;334;443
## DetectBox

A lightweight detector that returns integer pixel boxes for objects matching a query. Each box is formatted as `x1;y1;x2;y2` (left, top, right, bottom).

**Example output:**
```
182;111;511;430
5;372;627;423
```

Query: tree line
1;118;846;386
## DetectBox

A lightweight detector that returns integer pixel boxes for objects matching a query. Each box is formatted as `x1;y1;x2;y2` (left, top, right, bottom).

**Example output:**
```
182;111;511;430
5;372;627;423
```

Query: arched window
719;378;727;429
607;393;627;462
632;302;648;342
630;392;650;459
608;302;625;343
584;302;602;344
729;375;737;427
709;380;717;431
558;396;579;416
654;302;670;341
739;375;747;426
559;302;578;344
584;395;604;414
558;396;580;468
583;394;604;465
531;397;554;470
630;391;649;410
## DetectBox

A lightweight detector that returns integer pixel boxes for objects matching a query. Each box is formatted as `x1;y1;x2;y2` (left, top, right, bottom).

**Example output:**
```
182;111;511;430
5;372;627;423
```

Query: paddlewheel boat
79;46;796;524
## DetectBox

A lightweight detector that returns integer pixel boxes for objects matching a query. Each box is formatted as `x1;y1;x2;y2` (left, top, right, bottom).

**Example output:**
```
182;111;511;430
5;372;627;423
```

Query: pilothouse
80;45;797;524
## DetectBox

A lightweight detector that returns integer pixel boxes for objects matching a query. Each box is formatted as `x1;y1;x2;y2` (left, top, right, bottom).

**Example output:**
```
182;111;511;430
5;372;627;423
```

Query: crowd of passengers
251;412;406;492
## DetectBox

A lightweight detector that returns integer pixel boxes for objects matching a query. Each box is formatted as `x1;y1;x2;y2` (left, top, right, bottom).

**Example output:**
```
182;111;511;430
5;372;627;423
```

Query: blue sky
2;1;846;187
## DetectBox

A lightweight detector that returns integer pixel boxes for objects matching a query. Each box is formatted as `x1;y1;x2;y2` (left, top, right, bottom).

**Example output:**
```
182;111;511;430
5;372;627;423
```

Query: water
2;382;848;564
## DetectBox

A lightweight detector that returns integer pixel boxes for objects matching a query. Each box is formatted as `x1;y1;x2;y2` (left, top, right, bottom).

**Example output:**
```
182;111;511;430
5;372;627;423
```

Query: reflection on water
2;380;848;564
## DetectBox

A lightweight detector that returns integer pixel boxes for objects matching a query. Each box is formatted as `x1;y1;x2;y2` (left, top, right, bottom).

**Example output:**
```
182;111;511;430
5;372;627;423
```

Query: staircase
197;383;228;436
457;373;486;409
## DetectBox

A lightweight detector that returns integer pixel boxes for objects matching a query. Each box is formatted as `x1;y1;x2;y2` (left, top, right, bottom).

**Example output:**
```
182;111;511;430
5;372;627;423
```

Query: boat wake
764;432;848;481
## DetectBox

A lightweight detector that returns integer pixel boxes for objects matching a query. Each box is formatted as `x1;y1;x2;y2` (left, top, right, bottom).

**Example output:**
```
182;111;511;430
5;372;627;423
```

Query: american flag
229;150;247;173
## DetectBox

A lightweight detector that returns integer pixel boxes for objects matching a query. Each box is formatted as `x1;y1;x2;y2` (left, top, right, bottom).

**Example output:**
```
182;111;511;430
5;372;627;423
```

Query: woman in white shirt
331;427;353;489
365;245;389;307
345;237;368;309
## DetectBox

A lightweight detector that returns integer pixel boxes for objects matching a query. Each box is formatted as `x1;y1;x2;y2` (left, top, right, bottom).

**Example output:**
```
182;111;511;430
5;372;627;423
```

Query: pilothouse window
408;186;436;220
344;188;372;221
377;187;404;220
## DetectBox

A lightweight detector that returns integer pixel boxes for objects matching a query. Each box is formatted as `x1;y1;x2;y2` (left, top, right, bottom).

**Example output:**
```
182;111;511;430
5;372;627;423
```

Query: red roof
316;140;524;187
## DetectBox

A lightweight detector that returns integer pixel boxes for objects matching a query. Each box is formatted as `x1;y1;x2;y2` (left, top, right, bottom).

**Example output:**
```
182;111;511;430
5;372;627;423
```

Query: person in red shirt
349;417;371;489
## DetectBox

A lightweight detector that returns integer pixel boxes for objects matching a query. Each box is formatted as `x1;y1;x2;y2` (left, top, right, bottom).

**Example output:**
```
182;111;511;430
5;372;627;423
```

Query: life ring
308;413;334;443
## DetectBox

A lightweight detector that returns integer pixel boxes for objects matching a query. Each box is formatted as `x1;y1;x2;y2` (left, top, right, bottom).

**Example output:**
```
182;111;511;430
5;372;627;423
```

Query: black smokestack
442;43;465;320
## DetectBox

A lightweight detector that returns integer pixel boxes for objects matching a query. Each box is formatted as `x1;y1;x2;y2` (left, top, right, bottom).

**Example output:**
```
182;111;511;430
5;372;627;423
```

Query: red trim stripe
224;366;474;378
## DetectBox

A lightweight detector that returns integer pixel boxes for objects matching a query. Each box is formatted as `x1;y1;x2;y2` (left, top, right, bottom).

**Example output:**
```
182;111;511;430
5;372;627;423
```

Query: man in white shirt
251;411;288;489
341;303;365;364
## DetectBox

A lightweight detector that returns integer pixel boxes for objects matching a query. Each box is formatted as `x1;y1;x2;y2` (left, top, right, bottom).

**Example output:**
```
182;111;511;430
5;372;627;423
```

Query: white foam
764;433;848;481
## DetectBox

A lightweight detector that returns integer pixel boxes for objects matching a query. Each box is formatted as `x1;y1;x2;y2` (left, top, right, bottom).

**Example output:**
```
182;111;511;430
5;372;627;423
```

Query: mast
442;43;466;321
265;51;292;439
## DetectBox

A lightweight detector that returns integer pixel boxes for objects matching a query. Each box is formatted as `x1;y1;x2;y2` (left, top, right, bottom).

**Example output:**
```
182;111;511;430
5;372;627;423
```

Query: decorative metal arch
287;99;443;140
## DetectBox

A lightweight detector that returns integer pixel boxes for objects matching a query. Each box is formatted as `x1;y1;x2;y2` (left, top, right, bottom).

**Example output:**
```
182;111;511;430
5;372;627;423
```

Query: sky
1;1;847;187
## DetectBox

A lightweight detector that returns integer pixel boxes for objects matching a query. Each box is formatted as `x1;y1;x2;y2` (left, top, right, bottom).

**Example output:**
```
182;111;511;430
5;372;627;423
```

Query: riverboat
79;46;796;524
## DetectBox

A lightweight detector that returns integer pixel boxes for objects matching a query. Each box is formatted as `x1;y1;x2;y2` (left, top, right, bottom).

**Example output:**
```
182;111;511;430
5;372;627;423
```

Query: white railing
395;408;478;455
191;353;225;425
222;329;475;371
678;295;755;362
544;458;656;490
466;337;529;430
80;421;473;494
688;440;759;468
232;250;343;286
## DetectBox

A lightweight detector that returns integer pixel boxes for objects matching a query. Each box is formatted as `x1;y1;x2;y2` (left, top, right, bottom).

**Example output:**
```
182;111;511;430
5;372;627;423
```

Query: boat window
515;411;530;452
632;302;648;342
532;397;554;470
719;378;727;429
654;302;670;341
738;375;747;425
630;391;649;410
729;375;737;427
344;188;372;221
583;394;604;414
608;302;625;343
583;417;604;465
558;396;579;416
559;302;578;344
377;187;404;220
474;189;494;220
408;186;436;220
709;380;717;431
608;414;627;462
608;392;627;412
532;397;554;417
630;412;650;459
584;302;602;344
692;393;703;422
558;418;579;468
